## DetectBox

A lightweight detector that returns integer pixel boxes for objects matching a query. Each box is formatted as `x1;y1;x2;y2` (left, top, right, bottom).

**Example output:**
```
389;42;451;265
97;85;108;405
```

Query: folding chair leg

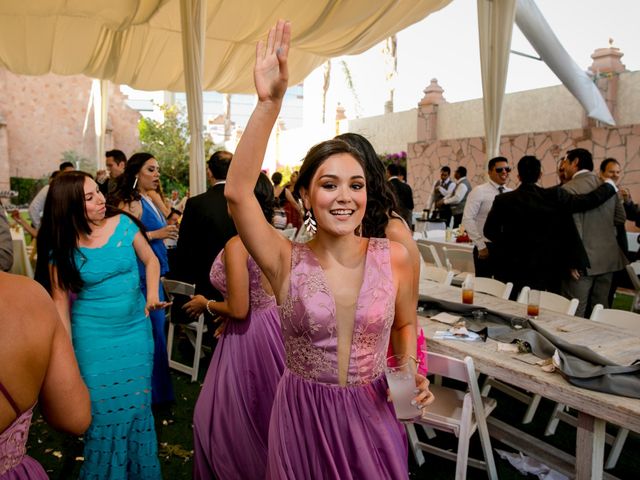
405;423;426;466
545;403;566;436
454;395;473;480
166;322;175;358
480;377;492;397
605;427;629;470
521;393;542;424
476;407;498;480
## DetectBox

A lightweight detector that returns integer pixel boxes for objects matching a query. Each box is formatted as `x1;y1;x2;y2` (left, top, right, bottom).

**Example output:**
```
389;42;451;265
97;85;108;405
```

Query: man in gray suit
560;148;627;317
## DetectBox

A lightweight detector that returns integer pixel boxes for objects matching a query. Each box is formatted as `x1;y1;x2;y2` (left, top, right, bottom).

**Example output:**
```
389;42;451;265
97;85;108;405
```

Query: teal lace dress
71;215;161;479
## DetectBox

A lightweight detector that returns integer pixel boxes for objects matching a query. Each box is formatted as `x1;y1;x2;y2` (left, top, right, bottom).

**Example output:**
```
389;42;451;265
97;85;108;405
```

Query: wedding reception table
419;281;640;480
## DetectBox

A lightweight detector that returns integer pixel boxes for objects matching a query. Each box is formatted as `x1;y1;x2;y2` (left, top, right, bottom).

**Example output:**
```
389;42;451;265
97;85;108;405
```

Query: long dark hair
293;139;364;199
108;152;155;206
336;133;398;238
255;172;276;222
35;172;149;293
35;171;94;293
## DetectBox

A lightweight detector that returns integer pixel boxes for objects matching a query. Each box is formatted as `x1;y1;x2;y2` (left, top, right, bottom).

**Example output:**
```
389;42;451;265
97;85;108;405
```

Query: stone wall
409;125;640;212
0;69;140;190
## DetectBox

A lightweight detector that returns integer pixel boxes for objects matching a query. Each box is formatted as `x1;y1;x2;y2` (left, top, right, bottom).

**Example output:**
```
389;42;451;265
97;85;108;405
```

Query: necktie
498;186;505;194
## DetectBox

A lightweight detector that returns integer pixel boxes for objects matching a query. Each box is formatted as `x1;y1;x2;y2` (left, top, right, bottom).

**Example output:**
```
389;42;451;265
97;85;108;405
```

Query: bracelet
205;299;216;316
409;355;420;366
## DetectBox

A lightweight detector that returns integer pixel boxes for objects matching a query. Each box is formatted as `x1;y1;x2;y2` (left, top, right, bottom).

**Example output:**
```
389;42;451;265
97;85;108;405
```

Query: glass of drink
461;275;474;305
527;289;540;319
385;355;420;421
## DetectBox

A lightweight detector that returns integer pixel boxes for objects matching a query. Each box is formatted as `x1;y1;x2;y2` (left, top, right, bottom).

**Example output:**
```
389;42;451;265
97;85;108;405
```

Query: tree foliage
138;103;218;195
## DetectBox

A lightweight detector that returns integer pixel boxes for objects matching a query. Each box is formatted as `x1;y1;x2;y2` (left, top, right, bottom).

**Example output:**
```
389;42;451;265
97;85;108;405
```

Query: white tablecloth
10;226;33;278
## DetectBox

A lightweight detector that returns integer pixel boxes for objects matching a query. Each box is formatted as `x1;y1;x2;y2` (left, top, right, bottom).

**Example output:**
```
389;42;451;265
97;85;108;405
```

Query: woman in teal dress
37;171;165;479
110;153;176;405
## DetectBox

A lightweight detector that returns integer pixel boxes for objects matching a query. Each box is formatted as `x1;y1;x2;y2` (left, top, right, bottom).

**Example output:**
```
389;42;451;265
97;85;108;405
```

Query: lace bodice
0;407;33;475
209;249;277;313
280;238;395;386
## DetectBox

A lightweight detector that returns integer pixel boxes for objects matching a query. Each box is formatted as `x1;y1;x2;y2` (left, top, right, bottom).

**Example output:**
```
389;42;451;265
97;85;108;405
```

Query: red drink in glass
527;304;539;318
462;288;474;305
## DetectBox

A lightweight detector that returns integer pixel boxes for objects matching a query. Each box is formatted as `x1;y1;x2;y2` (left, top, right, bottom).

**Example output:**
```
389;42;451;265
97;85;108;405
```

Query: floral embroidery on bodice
280;238;395;386
209;249;277;313
0;407;34;475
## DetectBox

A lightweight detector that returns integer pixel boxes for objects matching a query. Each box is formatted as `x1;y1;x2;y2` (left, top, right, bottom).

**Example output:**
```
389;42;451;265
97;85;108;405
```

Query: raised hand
254;20;291;103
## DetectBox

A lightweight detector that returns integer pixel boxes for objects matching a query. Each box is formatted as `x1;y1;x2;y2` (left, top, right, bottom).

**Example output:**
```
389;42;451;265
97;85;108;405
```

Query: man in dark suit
97;149;127;196
172;151;237;300
560;148;627;317
386;163;414;228
484;155;617;298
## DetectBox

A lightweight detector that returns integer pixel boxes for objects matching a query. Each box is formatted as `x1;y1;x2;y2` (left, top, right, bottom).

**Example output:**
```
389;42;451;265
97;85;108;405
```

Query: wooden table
419;281;640;480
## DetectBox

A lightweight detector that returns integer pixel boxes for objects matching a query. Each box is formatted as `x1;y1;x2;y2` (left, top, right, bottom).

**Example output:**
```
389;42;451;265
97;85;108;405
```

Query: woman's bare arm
225;20;292;297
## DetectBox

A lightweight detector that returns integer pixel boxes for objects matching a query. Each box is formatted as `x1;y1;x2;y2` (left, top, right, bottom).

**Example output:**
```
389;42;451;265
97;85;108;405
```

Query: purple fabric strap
0;381;21;416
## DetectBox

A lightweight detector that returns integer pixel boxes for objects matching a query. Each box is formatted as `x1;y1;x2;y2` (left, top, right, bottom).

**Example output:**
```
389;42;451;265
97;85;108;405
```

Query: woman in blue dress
38;171;164;479
110;153;177;405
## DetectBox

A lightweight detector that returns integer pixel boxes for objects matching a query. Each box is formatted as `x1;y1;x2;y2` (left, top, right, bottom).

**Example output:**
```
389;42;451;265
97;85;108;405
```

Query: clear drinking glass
461;275;474;305
527;289;540;319
385;355;420;421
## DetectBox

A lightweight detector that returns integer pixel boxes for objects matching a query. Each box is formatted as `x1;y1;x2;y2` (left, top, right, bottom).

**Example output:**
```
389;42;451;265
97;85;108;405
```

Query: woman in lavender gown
186;173;286;480
225;21;434;479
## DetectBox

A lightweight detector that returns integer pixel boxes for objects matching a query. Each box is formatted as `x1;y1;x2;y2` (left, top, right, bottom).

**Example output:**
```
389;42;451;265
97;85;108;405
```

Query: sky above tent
315;0;640;119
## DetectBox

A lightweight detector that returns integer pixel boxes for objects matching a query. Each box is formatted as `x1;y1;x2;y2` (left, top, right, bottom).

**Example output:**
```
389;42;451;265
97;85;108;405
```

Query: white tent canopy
0;0;452;192
0;0;452;93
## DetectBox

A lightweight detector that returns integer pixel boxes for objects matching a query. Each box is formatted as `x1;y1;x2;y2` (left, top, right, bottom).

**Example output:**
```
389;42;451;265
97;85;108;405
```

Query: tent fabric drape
515;0;615;126
180;0;206;195
95;79;110;170
477;0;516;161
0;0;452;93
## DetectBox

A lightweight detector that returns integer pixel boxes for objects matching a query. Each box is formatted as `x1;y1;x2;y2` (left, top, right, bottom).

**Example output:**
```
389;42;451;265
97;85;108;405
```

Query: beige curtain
180;0;206;195
0;1;452;93
94;79;109;170
477;0;517;160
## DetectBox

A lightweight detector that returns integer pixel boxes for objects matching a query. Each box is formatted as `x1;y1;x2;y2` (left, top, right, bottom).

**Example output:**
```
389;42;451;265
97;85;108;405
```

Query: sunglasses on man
494;166;511;173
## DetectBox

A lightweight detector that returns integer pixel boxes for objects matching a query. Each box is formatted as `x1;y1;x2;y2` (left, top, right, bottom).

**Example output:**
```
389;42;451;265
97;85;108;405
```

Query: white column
180;0;207;195
93;79;109;169
477;0;516;160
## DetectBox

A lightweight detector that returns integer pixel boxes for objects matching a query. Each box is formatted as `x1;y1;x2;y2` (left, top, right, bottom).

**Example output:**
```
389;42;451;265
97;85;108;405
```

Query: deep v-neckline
303;240;372;385
303;239;371;318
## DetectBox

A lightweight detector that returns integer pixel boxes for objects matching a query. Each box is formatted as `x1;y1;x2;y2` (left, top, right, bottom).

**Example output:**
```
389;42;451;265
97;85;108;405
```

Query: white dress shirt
443;177;469;205
427;178;456;210
28;184;49;229
462;180;510;250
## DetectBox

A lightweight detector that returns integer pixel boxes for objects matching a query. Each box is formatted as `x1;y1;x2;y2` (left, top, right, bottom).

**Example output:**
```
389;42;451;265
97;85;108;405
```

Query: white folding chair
625;261;640;293
425;221;447;232
517;287;579;316
482;286;579;424
417;240;443;268
421;264;454;286
279;227;297;240
442;247;475;275
162;279;209;382
406;352;498;480
544;305;640;469
474;277;513;300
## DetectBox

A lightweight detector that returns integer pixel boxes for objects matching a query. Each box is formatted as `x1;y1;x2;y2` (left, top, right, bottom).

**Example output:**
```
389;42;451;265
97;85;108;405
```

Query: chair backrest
626;262;640;292
474;276;513;299
163;278;196;297
425;221;447;232
279;227;297;240
421;265;454;286
427;352;485;413
417;240;443;268
590;304;640;332
517;286;579;316
442;246;474;274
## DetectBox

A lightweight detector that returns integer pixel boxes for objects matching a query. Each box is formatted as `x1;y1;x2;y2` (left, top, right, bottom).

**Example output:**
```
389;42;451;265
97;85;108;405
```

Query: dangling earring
133;176;138;190
303;208;317;235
